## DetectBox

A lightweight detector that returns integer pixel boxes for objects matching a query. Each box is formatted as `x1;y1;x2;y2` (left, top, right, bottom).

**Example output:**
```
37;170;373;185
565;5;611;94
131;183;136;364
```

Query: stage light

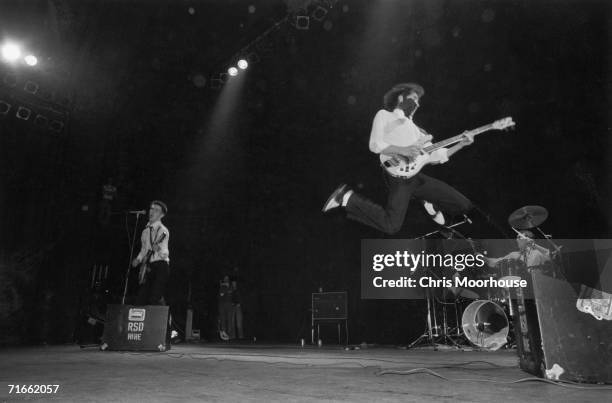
1;43;21;62
192;74;207;88
482;9;496;23
38;88;53;101
57;96;71;108
237;59;248;70
24;80;39;94
16;106;31;120
0;100;10;116
246;52;260;64
34;114;48;127
312;6;328;22
24;55;37;66
228;67;238;76
49;119;64;132
296;15;310;30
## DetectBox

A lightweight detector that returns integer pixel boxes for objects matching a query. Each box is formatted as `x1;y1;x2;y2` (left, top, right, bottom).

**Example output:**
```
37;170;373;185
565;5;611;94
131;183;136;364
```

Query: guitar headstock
492;117;515;131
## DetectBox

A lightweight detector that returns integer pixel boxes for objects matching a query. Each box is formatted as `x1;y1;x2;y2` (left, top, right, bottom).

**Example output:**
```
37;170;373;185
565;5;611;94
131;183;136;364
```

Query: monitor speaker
101;305;170;351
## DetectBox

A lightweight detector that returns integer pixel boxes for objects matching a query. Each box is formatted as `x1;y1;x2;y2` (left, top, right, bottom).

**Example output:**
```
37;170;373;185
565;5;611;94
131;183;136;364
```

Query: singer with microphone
131;200;170;305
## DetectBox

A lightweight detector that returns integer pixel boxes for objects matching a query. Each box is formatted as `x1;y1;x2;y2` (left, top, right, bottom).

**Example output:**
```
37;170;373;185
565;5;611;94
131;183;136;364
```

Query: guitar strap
139;225;161;285
147;225;161;263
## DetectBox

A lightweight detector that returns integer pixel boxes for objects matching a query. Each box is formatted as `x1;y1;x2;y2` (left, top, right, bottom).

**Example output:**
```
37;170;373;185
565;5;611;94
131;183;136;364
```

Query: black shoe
322;184;349;212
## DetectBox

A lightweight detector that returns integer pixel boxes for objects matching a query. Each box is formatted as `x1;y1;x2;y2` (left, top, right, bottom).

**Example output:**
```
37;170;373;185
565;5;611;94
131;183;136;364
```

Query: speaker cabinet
312;292;347;320
102;305;170;351
528;272;612;383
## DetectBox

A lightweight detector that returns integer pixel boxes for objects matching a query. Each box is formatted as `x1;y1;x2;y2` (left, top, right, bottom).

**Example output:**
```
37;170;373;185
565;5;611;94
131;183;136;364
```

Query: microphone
128;210;146;214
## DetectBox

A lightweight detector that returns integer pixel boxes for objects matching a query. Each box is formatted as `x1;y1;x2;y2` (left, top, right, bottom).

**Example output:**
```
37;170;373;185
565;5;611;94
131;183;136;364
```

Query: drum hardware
409;282;479;349
434;295;474;347
446;273;480;300
461;300;509;350
408;268;474;349
494;259;528;318
416;214;472;239
508;205;562;255
408;287;439;349
409;289;476;349
411;226;485;349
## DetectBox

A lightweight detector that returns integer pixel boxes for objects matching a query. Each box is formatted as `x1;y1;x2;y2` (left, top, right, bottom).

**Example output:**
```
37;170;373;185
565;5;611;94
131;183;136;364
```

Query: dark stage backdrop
0;0;610;344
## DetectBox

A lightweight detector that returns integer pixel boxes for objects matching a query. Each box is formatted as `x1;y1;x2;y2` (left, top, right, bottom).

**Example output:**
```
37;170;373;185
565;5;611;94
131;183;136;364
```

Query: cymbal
508;205;548;229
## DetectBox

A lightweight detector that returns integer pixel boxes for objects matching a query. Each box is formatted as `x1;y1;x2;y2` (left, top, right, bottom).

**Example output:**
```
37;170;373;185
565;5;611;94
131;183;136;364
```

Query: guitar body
138;250;154;285
137;231;167;285
379;117;515;179
380;151;435;179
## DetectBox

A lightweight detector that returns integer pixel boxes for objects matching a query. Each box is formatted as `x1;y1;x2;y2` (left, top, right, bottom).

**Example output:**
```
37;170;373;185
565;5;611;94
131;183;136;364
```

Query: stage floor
0;343;609;402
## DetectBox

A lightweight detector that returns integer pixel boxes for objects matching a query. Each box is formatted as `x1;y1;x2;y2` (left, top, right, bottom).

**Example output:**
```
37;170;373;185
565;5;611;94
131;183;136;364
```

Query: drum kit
409;205;559;350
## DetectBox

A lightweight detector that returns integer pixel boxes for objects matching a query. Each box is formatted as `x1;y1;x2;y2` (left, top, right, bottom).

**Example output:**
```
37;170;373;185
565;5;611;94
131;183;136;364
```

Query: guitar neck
424;124;496;153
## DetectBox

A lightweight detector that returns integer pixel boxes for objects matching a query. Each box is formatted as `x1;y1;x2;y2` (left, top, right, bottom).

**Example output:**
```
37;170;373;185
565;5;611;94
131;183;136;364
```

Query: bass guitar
380;117;515;178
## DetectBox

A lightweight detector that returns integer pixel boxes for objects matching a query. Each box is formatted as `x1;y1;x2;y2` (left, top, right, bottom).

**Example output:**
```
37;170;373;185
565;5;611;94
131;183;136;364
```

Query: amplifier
312;292;347;320
526;271;612;383
513;293;544;377
101;305;170;351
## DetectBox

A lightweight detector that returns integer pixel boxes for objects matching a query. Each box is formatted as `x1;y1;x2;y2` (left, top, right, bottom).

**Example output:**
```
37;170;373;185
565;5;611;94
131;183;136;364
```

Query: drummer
485;230;551;269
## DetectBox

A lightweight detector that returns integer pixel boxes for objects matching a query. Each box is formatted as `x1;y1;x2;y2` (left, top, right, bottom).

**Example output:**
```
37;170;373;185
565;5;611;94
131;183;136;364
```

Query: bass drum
461;300;509;350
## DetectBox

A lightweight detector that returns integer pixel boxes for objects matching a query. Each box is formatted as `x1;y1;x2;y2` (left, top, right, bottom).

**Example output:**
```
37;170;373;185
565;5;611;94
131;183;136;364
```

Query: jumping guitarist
322;82;475;234
132;200;170;305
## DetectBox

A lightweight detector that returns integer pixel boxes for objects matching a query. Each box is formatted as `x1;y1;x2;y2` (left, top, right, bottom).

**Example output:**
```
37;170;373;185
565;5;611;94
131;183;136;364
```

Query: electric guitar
380;117;515;178
138;231;167;285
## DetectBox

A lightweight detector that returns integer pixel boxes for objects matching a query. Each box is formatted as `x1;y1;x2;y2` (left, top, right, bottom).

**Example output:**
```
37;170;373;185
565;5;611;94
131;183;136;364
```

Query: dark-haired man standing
323;83;474;234
132;200;170;305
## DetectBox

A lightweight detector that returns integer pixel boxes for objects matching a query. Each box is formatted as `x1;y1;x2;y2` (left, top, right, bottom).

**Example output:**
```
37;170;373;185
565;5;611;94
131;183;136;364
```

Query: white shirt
368;109;448;163
136;220;170;263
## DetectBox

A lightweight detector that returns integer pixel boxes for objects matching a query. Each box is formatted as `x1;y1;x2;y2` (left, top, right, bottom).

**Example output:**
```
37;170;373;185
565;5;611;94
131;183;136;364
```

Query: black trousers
137;260;170;305
345;171;472;234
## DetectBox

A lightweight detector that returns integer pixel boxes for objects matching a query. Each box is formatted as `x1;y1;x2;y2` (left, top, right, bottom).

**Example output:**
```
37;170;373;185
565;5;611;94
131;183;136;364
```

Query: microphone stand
121;211;145;305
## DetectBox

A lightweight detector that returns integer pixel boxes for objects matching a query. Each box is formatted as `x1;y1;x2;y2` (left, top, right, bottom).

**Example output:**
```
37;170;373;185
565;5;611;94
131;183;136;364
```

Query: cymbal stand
533;226;563;256
434;295;469;347
438;297;463;347
408;287;438;350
